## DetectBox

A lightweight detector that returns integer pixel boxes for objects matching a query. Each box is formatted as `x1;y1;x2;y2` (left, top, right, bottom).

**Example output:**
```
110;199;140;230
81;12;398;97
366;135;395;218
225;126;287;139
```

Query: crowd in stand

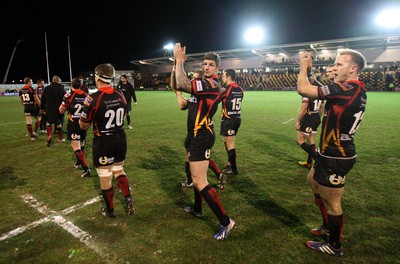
134;64;400;92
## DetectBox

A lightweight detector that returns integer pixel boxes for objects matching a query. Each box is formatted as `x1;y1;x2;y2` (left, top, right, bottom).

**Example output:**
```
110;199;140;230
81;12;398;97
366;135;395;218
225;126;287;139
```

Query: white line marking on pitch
0;195;107;260
282;118;295;124
0;121;25;126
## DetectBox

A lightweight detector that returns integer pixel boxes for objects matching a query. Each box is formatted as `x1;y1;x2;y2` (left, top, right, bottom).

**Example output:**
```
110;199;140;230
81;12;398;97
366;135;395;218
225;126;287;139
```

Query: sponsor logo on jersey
204;149;211;159
71;133;81;140
320;85;330;96
228;129;235;136
329;174;346;185
196;80;203;91
99;156;114;165
83;96;93;106
188;96;197;103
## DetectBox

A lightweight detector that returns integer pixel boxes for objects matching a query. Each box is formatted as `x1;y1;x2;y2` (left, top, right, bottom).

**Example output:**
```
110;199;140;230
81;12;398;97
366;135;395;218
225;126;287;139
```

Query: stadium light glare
163;43;174;50
376;8;400;28
244;27;265;45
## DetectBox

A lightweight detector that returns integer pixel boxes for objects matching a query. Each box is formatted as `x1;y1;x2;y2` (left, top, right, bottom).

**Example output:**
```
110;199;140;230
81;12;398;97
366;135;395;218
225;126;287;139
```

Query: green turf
0;91;399;263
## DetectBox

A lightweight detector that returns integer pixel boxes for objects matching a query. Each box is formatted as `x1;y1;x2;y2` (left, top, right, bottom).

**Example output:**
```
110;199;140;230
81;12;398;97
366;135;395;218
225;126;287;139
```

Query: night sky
1;0;396;83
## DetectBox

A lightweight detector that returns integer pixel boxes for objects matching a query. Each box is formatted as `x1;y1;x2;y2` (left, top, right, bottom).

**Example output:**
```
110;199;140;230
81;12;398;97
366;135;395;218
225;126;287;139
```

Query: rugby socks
56;127;62;141
116;175;131;197
328;214;344;249
33;120;40;133
300;142;317;159
227;149;237;171
47;125;53;138
307;144;316;163
74;149;88;169
126;114;131;126
101;187;114;211
27;124;33;137
185;161;192;184
208;159;221;180
200;184;230;226
193;187;203;212
314;194;329;229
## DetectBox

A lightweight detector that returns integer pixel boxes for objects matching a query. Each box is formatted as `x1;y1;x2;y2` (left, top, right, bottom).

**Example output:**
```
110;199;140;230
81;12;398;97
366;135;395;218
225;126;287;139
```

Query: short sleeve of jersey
191;78;219;95
80;95;94;123
301;96;310;103
61;93;72;108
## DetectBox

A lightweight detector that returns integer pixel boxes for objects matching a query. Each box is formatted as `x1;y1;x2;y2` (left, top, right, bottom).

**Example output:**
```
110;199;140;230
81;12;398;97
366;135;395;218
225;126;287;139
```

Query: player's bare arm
297;52;319;99
173;43;192;94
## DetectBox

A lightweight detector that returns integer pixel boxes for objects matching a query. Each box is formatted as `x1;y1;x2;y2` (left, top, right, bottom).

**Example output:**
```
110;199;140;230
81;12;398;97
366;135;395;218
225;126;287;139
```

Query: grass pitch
0;91;399;263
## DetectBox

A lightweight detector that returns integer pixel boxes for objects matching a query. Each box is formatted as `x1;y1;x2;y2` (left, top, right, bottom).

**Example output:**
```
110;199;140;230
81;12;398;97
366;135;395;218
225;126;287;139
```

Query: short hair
52;75;62;83
327;64;335;69
203;52;221;66
224;69;236;81
37;79;44;84
337;49;366;73
94;63;115;84
121;74;128;79
193;69;203;78
24;77;32;84
71;78;82;89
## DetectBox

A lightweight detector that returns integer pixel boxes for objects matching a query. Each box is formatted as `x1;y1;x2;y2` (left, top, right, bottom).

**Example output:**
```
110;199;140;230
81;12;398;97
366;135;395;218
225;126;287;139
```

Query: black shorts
24;106;39;118
67;122;87;141
220;118;241;136
313;153;356;188
184;130;215;161
46;114;63;126
299;115;320;135
92;132;127;167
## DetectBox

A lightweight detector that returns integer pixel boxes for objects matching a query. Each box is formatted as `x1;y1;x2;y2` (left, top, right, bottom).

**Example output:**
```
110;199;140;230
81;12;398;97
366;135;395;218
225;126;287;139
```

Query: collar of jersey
98;86;114;94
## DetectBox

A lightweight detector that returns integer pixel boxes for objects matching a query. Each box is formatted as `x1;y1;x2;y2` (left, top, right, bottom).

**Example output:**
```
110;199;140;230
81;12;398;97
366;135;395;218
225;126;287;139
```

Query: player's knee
96;168;113;178
112;164;125;177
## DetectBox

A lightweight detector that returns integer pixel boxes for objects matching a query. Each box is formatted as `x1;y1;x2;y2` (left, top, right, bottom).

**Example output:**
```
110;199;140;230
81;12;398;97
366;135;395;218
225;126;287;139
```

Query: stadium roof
129;34;400;67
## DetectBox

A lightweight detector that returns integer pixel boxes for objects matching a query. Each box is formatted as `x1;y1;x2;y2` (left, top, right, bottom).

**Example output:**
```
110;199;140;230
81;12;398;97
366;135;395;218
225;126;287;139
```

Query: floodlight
376;8;400;28
163;43;174;50
244;27;265;45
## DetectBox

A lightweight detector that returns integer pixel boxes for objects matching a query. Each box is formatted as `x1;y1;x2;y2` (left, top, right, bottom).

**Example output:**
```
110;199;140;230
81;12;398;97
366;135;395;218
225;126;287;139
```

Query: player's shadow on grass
246;130;300;162
230;174;306;231
139;145;189;207
0;166;27;189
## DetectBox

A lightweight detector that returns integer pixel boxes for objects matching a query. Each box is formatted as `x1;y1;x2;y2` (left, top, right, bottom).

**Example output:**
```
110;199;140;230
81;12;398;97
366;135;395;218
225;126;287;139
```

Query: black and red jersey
36;85;44;99
301;96;323;116
61;89;87;124
80;86;127;136
220;82;244;120
19;85;36;106
317;80;367;158
187;75;221;136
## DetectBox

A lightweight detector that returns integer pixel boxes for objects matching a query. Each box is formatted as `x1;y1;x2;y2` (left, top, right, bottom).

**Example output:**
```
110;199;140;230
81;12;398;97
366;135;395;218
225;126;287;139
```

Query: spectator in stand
19;77;41;141
171;43;235;240
116;74;137;129
41;75;66;146
385;72;394;91
59;78;91;177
